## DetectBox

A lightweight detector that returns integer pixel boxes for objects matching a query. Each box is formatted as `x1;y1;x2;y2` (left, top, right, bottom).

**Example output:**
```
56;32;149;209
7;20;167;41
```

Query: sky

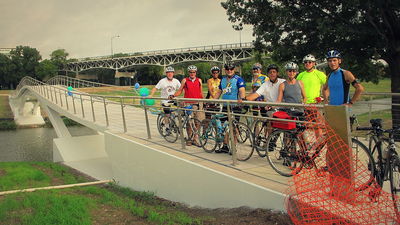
0;0;254;59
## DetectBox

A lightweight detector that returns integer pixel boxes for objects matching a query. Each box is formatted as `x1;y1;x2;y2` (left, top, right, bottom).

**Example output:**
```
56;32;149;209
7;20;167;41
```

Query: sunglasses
287;70;297;72
225;68;235;71
212;71;220;74
189;71;196;74
252;68;260;70
304;61;314;64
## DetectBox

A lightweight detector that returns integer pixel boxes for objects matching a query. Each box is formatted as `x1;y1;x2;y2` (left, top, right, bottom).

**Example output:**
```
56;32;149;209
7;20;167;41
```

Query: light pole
111;35;120;58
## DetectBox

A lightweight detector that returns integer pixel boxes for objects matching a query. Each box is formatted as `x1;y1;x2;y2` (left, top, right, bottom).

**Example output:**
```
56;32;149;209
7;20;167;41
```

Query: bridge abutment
9;96;45;126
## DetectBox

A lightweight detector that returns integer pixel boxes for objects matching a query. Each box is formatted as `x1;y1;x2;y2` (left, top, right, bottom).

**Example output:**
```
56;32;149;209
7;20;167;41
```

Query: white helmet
165;66;175;73
303;54;316;62
187;65;197;71
285;62;299;71
210;66;220;73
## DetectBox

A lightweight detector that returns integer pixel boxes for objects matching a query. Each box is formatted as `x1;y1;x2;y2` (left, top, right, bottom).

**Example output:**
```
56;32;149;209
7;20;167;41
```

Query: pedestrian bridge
10;76;352;212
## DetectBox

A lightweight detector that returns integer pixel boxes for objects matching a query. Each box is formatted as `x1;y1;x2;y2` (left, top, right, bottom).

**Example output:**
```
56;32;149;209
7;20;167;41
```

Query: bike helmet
165;66;175;73
224;62;235;70
252;63;262;70
210;66;220;73
187;65;197;71
285;62;299;71
267;64;279;72
326;50;341;59
303;54;316;62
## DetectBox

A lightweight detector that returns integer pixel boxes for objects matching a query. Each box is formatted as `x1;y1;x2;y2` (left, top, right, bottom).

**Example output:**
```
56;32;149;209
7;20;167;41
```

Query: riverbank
0;162;291;225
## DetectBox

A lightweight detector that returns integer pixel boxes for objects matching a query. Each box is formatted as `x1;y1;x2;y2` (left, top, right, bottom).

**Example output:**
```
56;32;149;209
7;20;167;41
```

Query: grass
0;162;207;225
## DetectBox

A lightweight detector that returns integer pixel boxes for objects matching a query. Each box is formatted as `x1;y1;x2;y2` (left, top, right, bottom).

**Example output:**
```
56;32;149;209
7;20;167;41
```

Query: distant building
0;48;14;57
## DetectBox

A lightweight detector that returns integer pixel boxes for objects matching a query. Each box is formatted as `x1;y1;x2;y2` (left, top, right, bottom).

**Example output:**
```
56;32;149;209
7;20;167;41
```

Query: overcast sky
0;0;254;59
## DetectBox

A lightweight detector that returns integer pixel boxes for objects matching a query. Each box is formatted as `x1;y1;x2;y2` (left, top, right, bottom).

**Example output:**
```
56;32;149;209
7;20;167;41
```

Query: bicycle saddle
370;119;382;128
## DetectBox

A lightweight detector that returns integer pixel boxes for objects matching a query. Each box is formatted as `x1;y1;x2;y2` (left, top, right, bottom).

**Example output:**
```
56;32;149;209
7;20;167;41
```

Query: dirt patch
91;204;149;225
0;169;6;176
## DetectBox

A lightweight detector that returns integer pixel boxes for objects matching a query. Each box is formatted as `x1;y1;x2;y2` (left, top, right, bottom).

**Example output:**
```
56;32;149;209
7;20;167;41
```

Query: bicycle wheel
230;122;254;161
157;114;166;136
351;138;376;191
199;120;218;153
253;119;269;157
389;154;400;218
162;118;179;143
266;129;302;177
185;118;202;146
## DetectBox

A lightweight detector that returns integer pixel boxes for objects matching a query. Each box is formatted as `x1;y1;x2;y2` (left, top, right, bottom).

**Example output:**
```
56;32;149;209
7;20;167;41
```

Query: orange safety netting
285;106;400;225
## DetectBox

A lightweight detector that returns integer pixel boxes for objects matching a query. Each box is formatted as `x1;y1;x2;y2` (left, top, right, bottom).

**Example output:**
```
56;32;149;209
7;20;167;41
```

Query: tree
35;59;58;81
50;49;69;71
9;46;42;87
222;0;400;126
0;54;13;89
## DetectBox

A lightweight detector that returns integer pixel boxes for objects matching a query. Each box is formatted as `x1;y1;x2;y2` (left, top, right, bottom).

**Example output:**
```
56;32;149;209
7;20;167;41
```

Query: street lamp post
111;35;120;58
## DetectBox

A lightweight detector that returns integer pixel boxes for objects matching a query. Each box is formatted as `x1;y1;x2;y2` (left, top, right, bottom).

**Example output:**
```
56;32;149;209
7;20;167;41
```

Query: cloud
0;0;254;59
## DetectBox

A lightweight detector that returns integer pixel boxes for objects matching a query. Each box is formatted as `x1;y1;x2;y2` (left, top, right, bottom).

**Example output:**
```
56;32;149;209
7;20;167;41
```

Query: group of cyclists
150;50;365;150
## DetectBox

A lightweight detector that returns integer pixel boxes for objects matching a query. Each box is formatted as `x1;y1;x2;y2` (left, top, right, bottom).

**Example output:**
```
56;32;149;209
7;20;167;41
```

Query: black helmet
224;62;235;70
267;64;279;72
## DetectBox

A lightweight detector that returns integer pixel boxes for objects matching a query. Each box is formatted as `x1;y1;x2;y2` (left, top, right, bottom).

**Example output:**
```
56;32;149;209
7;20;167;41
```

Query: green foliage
0;191;92;225
0;120;17;130
0;162;51;190
35;59;58;81
50;49;69;70
221;0;399;85
0;54;13;89
10;46;42;82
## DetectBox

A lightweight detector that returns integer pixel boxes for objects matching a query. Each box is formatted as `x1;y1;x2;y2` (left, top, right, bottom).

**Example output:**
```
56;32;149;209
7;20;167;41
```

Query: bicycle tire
199;119;218;153
351;138;376;191
253;119;269;157
157;114;165;136
228;122;254;161
389;154;400;217
185;118;202;146
162;118;179;143
266;129;302;177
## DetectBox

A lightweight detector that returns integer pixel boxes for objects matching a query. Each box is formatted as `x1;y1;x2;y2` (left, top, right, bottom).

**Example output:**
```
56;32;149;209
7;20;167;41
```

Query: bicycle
199;111;254;161
265;108;373;191
356;119;400;210
157;105;202;145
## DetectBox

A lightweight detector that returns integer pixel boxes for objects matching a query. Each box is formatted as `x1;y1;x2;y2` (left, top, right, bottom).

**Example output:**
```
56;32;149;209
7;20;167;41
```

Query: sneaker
220;145;230;153
192;139;201;147
186;141;192;146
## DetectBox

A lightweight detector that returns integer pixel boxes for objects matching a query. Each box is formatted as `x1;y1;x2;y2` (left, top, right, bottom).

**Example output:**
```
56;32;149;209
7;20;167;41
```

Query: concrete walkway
352;98;391;115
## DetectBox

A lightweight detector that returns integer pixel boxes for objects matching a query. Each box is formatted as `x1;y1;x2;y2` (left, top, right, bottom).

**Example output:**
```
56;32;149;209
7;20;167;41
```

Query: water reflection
0;127;97;162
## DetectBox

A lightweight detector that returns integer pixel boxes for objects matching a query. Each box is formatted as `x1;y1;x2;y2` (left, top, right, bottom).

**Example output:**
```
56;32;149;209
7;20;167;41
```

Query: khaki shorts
192;103;206;121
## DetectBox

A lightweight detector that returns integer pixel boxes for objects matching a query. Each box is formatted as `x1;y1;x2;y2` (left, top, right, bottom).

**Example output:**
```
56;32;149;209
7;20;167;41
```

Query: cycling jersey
296;69;326;103
207;78;221;99
155;78;181;104
327;68;350;105
184;77;202;103
251;74;269;86
219;75;246;100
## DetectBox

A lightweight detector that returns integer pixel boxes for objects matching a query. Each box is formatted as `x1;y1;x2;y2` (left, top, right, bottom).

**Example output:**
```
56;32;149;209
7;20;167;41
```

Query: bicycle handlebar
356;127;374;131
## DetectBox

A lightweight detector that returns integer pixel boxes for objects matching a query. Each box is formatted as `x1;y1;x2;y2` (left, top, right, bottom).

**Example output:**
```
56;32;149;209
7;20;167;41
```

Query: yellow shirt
251;74;269;86
207;78;221;99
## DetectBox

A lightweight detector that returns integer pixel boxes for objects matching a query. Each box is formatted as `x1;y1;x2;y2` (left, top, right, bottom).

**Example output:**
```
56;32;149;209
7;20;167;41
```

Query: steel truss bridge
65;42;256;72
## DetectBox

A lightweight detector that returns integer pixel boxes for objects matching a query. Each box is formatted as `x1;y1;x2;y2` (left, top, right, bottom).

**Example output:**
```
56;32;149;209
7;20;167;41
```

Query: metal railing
75;42;254;62
12;76;324;167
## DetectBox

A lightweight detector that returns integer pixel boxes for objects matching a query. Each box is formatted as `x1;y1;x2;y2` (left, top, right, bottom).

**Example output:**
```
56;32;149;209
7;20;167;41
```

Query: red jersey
184;77;202;102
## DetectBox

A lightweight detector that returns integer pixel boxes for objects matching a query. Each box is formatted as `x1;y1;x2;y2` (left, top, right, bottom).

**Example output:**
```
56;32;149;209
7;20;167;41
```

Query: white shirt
155;78;181;104
256;78;286;102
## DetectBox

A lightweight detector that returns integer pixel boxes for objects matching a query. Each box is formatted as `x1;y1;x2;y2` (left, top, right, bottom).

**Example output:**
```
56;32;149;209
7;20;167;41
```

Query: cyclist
322;50;364;106
244;64;285;113
172;65;204;146
205;66;222;118
251;63;269;87
213;62;246;153
277;62;306;104
296;54;326;104
150;66;181;114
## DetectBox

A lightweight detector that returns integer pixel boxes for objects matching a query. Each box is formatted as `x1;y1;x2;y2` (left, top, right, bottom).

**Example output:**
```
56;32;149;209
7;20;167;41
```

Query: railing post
50;86;54;101
54;86;58;104
176;99;186;150
368;95;372;121
120;97;127;133
90;96;96;122
65;90;69;110
80;94;85;118
227;102;238;166
143;97;152;139
59;89;63;107
103;98;109;127
72;94;77;114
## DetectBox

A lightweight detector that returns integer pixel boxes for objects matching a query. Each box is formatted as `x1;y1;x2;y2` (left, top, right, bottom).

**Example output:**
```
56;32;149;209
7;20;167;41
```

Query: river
0;126;98;162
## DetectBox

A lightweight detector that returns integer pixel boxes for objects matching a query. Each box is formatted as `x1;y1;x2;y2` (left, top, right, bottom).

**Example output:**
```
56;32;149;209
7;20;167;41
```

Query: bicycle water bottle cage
370;119;382;128
183;105;193;116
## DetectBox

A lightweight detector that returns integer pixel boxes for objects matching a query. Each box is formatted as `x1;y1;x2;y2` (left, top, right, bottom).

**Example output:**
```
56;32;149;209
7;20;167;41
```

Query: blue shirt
328;68;350;105
219;75;246;100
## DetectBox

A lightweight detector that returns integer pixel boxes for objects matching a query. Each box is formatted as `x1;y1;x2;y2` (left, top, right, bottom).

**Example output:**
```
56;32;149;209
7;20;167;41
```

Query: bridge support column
42;105;72;138
9;96;45;126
